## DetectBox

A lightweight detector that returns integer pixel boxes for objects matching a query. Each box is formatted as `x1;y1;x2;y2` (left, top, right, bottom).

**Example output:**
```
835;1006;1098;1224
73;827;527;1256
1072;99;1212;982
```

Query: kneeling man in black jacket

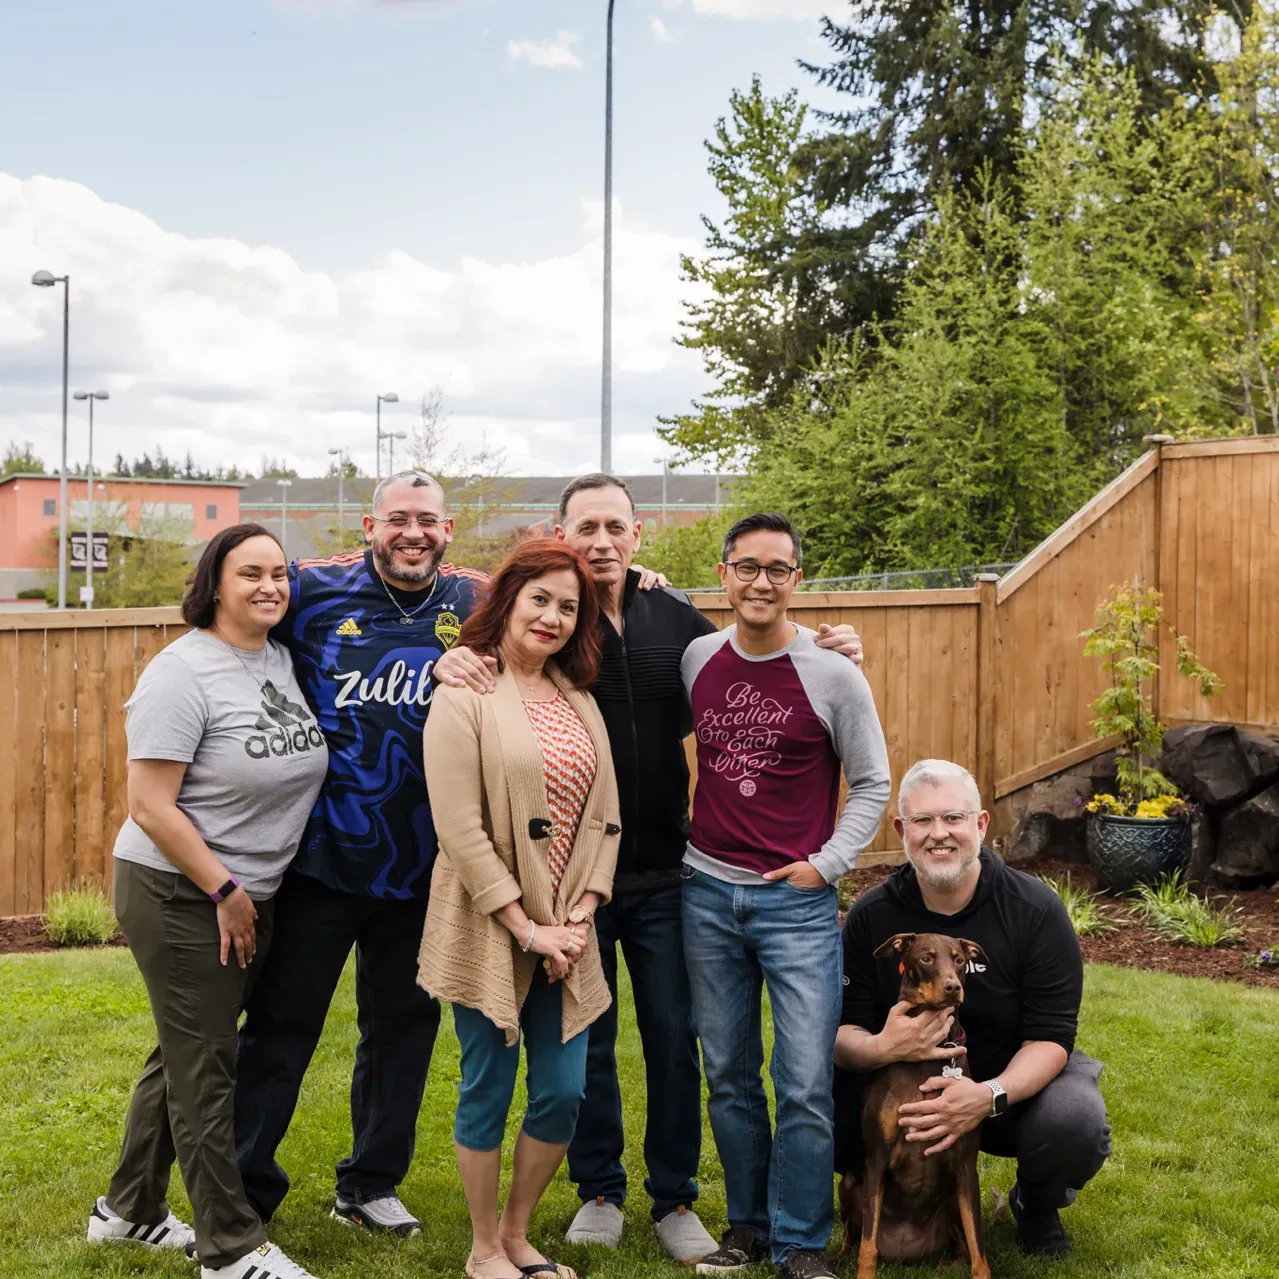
835;759;1111;1260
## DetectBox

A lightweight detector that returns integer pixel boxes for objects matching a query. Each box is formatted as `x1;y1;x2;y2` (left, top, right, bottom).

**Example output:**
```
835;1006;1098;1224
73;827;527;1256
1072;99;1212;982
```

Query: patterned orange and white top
522;692;598;895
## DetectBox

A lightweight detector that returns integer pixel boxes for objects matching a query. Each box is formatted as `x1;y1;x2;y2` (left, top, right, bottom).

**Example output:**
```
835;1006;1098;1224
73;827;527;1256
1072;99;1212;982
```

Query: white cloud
506;29;583;70
650;15;676;42
661;0;831;18
1;175;705;476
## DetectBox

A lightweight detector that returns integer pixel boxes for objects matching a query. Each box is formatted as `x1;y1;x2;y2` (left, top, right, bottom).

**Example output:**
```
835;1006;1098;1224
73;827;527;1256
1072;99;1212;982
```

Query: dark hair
182;523;285;628
458;538;601;688
721;512;803;566
557;473;635;523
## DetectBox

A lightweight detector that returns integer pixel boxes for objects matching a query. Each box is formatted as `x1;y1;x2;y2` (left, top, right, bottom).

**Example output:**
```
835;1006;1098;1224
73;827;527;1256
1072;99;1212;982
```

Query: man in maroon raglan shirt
680;513;890;1279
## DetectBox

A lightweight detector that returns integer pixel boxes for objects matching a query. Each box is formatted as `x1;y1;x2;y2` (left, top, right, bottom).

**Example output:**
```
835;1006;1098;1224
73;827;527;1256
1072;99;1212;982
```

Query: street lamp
276;478;293;559
328;446;348;548
72;389;108;607
385;430;406;475
375;392;399;481
601;0;616;472
653;456;671;528
31;269;71;608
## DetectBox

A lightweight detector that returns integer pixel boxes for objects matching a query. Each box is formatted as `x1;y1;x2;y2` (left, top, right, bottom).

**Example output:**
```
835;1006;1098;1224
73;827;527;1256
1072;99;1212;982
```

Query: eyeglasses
726;560;799;585
903;810;978;831
371;515;446;530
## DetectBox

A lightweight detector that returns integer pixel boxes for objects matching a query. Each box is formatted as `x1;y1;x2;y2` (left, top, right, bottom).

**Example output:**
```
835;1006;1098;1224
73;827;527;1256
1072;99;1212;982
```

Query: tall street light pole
375;391;399;481
653;456;670;528
31;270;70;609
73;389;108;607
277;478;293;559
386;430;406;476
328;446;347;549
601;0;616;473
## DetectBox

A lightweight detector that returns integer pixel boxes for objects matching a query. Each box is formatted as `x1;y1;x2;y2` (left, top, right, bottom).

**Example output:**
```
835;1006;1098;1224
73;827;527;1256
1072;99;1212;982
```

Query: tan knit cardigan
417;665;620;1045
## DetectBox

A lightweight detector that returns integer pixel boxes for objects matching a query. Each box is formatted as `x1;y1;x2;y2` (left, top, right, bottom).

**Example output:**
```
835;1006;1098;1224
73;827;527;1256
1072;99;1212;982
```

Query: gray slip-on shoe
655;1205;717;1264
565;1197;624;1248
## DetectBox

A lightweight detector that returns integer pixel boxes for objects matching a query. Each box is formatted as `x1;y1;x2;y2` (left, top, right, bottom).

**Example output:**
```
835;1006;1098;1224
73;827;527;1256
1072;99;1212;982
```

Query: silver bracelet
521;921;537;953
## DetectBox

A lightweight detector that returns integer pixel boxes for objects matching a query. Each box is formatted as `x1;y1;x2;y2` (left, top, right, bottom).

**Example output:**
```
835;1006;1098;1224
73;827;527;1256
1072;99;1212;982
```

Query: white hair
898;759;981;813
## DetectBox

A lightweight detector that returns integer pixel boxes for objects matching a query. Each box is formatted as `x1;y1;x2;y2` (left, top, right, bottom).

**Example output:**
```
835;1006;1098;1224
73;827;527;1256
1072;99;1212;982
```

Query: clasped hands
527;899;597;982
878;999;991;1156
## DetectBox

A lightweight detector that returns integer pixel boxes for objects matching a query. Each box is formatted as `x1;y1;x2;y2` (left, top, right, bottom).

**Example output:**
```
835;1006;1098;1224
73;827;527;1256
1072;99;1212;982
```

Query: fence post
975;574;1000;809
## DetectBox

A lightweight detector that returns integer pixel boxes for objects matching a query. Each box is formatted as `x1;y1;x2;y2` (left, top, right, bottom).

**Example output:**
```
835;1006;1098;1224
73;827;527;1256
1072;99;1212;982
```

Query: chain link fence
690;562;1018;593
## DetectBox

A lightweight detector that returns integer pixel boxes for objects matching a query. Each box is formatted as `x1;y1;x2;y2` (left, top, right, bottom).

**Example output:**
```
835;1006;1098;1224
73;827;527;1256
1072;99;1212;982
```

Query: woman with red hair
418;539;620;1279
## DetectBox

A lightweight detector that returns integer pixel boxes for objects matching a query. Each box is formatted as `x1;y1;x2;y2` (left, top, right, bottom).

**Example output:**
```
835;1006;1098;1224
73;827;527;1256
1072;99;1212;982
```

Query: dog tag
941;1064;964;1080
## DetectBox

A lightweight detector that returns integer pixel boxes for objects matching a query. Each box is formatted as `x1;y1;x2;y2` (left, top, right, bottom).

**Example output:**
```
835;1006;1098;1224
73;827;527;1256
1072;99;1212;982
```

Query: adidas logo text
336;617;362;636
244;680;325;759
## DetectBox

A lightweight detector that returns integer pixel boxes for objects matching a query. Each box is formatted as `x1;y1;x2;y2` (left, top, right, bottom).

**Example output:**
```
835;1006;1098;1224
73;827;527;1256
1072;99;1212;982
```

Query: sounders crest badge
434;610;461;648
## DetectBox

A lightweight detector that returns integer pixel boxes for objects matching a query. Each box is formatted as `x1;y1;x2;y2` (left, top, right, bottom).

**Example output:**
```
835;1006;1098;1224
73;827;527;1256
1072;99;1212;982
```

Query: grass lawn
2;952;1278;1279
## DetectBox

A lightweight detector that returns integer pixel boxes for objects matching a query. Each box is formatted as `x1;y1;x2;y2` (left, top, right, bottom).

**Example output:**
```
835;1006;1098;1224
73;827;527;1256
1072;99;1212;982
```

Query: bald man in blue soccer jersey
234;472;487;1238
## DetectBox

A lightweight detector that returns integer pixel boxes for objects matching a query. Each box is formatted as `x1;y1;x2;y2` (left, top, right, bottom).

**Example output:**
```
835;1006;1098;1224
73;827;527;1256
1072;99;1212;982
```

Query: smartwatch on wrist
209;876;241;904
983;1079;1008;1117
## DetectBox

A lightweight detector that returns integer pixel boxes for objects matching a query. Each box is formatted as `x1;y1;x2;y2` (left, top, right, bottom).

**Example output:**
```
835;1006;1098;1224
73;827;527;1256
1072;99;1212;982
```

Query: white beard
908;843;980;891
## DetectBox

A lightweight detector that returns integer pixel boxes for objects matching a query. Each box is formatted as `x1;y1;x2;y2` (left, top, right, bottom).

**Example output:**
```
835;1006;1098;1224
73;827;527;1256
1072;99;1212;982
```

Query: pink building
0;474;242;598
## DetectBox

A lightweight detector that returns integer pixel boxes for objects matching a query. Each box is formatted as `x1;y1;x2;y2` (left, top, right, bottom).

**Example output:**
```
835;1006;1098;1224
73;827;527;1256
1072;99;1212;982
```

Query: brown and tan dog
839;931;991;1279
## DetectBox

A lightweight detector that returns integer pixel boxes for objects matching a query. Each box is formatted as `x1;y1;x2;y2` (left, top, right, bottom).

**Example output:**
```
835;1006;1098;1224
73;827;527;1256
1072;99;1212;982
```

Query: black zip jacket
590;569;716;892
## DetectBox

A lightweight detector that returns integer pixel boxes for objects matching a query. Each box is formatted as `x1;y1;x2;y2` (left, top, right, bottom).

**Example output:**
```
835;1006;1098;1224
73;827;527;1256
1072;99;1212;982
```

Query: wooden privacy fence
2;437;1277;915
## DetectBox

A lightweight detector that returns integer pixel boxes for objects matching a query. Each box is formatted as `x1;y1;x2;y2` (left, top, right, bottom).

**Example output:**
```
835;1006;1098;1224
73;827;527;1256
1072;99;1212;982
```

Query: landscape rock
1160;723;1279;808
1185;810;1217;885
1005;773;1092;864
1213;779;1279;883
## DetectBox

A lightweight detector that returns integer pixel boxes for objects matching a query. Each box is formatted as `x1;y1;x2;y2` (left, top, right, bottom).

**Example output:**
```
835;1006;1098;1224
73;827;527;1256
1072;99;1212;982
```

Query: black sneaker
777;1249;836;1279
694;1226;769;1274
1009;1183;1072;1258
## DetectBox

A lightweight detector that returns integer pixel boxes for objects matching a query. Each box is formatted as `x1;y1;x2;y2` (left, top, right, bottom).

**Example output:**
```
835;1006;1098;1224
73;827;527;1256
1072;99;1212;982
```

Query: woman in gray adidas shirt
87;524;328;1279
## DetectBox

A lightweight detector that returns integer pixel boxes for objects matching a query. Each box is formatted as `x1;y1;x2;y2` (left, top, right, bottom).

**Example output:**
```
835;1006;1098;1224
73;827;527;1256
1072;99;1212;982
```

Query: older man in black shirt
836;759;1111;1259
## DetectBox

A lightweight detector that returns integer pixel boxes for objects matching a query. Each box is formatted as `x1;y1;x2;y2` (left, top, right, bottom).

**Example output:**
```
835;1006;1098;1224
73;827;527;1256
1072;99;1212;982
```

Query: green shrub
15;587;47;601
1042;874;1118;937
1132;874;1244;948
43;881;120;947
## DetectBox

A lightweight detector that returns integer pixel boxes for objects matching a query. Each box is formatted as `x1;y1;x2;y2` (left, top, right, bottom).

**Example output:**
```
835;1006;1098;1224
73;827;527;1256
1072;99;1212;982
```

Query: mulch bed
841;856;1279;991
5;858;1279;989
0;914;127;956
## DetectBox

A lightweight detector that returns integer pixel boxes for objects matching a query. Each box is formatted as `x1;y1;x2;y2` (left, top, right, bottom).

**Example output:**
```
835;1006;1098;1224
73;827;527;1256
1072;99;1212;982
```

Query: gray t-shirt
112;630;330;898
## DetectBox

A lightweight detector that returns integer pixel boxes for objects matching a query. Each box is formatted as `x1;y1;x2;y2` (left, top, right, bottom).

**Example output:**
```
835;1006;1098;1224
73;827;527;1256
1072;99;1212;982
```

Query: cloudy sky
0;0;840;479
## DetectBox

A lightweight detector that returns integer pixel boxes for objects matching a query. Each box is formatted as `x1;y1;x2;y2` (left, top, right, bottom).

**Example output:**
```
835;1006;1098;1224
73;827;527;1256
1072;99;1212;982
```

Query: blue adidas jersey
274;549;487;900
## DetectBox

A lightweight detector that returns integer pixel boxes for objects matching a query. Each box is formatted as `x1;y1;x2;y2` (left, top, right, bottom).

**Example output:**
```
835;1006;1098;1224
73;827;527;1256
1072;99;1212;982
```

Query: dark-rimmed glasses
726;560;799;585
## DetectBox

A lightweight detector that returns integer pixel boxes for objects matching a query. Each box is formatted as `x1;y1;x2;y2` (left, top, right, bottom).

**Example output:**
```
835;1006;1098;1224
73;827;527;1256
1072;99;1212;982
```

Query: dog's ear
958;938;988;967
873;932;916;959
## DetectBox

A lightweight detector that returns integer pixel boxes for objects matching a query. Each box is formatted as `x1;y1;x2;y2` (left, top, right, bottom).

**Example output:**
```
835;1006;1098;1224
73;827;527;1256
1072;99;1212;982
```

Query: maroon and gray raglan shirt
681;625;891;884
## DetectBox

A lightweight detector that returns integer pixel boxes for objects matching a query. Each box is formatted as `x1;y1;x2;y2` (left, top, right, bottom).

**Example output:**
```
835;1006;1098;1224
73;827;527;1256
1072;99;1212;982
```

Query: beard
907;842;981;891
372;539;445;586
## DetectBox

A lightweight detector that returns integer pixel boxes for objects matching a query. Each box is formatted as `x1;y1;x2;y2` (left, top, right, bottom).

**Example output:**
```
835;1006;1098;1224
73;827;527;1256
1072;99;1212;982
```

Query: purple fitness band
208;876;241;904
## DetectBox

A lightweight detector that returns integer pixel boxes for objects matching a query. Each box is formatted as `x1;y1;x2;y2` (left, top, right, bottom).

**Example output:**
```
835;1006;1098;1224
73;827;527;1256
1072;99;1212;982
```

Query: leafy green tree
1019;53;1216;475
639;512;736;590
1192;4;1279;434
56;509;194;609
2;441;46;478
662;79;850;467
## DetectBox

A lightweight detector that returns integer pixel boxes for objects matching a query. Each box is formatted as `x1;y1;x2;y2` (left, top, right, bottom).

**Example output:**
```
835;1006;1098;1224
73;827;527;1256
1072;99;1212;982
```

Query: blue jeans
681;866;842;1263
453;968;590;1151
567;884;702;1220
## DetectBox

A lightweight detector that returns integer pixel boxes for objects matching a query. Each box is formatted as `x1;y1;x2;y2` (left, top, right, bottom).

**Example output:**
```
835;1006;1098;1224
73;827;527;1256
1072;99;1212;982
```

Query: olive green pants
107;858;274;1268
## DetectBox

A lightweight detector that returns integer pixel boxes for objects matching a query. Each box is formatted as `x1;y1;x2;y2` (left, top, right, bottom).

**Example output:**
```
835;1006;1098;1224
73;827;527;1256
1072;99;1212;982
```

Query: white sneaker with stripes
86;1196;196;1252
201;1241;321;1279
